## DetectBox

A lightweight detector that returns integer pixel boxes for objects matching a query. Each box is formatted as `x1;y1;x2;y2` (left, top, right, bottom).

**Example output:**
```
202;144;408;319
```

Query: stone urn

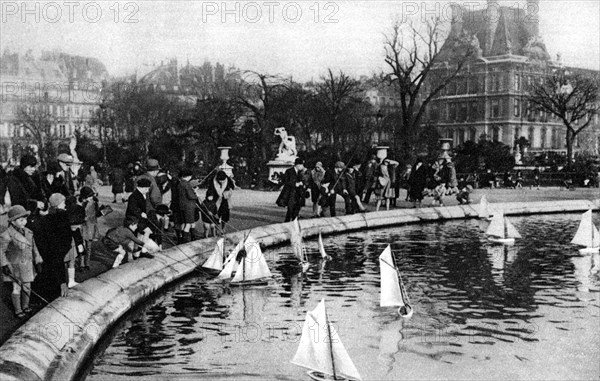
217;147;234;178
376;146;389;161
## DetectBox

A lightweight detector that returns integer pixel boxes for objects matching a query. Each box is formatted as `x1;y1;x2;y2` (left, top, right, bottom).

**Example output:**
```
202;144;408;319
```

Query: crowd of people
0;153;236;319
276;154;474;221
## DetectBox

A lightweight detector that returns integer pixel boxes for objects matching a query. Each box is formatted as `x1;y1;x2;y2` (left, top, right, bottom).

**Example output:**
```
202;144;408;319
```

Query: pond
82;213;600;380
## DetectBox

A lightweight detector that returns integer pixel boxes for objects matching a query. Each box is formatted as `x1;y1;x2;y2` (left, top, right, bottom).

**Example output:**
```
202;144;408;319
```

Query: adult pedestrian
206;171;235;229
308;162;326;218
110;165;125;203
401;164;412;201
323;161;351;216
361;155;378;204
33;193;72;302
375;158;399;212
2;155;46;214
409;158;429;208
276;159;306;222
346;162;366;213
56;153;76;196
178;170;199;243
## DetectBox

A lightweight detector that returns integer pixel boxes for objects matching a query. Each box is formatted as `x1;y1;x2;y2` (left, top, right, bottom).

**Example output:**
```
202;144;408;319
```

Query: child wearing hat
0;205;43;318
199;194;219;238
104;216;152;268
79;186;100;271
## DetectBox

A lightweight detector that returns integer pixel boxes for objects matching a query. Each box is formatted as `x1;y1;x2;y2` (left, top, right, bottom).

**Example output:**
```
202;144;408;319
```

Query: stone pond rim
0;199;598;381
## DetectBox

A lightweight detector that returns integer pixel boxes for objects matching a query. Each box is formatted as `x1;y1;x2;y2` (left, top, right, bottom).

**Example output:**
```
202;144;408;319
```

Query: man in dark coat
124;178;155;259
56;153;76;196
277;158;306;222
136;159;163;247
408;158;429;208
32;193;71;302
323;161;351;217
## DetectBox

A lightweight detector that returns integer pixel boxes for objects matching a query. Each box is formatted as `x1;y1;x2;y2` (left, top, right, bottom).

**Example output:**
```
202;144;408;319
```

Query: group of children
0;186;107;318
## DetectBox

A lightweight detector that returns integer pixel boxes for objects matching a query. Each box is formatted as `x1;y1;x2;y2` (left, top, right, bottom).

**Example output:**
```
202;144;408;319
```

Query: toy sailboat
230;235;273;286
318;232;331;261
486;211;521;244
379;245;413;319
202;238;225;275
478;195;493;220
291;218;311;272
217;238;245;280
571;210;600;254
291;299;362;381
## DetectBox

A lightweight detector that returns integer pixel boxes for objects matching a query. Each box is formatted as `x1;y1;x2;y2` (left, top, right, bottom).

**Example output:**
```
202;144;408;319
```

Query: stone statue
274;127;297;161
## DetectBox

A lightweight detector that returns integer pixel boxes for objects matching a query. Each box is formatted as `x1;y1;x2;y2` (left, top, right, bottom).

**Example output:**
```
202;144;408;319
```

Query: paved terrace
1;185;599;344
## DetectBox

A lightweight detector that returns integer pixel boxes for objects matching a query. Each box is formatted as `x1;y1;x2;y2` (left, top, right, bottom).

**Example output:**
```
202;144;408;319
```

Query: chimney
526;0;540;37
486;0;501;54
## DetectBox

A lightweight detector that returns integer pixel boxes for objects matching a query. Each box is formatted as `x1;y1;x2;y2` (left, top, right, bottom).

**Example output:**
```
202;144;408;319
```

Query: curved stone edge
0;199;598;381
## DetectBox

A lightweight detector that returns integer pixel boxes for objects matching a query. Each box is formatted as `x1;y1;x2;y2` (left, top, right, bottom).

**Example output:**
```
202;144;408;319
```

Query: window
458;128;465;145
469;127;477;142
457;79;467;95
75;106;80;116
514;99;521;117
492;126;500;142
514;73;521;91
540;128;547;148
447;81;457;96
491;100;500;118
59;125;66;138
470;101;479;120
449;103;457;121
459;103;468;122
469;75;480;94
515;127;521;141
528;127;535;147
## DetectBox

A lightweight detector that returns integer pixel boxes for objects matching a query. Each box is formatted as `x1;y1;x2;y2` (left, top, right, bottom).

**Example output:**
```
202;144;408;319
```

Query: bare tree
315;69;364;157
15;102;58;168
527;70;599;167
383;17;476;158
235;71;288;162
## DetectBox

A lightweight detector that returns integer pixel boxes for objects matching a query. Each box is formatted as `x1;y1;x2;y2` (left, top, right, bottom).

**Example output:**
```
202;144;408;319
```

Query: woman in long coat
177;170;199;243
375;159;399;212
206;171;235;230
409;158;429;208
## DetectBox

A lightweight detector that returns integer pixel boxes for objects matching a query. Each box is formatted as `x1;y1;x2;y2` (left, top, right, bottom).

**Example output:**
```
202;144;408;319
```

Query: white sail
379;246;405;307
231;235;272;283
291;299;362;381
572;210;600;248
290;218;309;264
504;218;522;239
486;212;505;238
318;232;328;259
202;238;224;271
217;238;244;279
478;195;490;218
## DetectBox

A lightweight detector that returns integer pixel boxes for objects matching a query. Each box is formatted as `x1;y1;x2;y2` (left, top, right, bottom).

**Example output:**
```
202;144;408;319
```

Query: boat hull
578;247;600;255
229;278;271;287
489;237;515;245
201;268;222;276
307;370;357;381
398;305;414;319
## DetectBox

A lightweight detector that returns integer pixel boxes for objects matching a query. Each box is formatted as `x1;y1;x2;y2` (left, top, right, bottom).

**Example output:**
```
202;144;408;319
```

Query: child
104;216;153;268
0;205;43;318
79;186;100;271
65;195;85;288
199;194;219;238
456;185;474;205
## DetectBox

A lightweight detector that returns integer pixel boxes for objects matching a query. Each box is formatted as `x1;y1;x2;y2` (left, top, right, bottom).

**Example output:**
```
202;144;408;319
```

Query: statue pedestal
267;159;294;184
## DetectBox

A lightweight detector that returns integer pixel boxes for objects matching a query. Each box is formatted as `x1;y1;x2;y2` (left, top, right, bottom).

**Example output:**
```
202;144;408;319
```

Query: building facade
0;50;108;165
428;0;599;155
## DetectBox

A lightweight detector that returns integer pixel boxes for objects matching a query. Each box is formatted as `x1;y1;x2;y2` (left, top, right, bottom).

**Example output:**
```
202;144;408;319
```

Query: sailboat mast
324;307;338;380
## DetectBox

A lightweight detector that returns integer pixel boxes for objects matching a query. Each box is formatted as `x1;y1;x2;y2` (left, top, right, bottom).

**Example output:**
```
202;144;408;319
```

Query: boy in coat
1;205;43;318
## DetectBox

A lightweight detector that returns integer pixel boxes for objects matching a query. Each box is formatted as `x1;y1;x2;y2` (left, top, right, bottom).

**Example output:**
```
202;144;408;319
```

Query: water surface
84;214;600;380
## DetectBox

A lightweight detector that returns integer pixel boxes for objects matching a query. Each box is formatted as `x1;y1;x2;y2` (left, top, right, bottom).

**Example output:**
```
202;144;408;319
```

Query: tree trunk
566;128;574;170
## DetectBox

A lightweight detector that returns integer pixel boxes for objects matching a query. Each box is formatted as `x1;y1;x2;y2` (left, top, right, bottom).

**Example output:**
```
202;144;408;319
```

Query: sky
1;0;599;81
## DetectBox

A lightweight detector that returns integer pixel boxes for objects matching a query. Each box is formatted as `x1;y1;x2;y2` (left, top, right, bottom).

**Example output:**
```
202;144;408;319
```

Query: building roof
440;4;550;62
